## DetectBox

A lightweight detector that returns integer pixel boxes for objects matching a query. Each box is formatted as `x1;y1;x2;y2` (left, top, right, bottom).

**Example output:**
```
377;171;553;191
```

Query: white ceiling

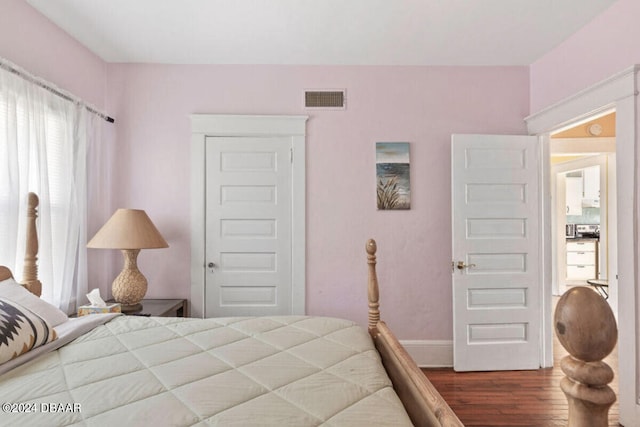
26;0;617;66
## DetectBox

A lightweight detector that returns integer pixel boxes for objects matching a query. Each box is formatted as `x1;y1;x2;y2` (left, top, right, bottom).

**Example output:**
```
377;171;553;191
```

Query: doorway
525;65;639;424
548;111;617;317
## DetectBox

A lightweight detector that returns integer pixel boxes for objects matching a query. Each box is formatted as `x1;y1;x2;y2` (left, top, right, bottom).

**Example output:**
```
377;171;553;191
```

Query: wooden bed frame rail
0;266;13;282
366;239;463;427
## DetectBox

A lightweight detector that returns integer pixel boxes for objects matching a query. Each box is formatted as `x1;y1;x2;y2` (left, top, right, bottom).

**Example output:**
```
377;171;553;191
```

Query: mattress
0;315;413;426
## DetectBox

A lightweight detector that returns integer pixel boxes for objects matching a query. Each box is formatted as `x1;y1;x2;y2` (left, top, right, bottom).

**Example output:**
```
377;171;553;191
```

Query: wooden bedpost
554;286;617;427
22;192;42;297
365;238;464;426
366;239;380;331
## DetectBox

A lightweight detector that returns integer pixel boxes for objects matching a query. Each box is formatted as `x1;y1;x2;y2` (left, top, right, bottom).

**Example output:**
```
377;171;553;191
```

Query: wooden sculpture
554;286;617;427
22;192;42;296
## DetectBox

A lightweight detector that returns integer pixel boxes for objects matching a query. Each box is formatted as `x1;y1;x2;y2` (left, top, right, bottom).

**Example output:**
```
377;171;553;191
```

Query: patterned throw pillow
0;297;57;365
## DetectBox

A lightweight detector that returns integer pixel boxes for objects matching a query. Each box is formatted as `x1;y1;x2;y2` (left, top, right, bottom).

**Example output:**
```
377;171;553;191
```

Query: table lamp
87;209;168;312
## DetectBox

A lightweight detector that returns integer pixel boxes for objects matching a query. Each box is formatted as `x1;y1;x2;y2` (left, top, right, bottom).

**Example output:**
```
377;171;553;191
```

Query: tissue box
77;304;121;316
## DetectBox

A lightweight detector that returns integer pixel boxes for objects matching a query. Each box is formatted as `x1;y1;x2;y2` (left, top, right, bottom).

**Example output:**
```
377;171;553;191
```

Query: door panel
452;134;540;371
206;136;292;317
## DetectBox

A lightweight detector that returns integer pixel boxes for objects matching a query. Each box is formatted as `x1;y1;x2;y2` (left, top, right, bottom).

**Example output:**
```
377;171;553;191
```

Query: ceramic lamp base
112;249;148;306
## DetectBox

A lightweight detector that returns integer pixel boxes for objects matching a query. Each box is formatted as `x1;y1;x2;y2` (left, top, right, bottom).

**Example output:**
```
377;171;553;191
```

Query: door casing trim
190;114;308;318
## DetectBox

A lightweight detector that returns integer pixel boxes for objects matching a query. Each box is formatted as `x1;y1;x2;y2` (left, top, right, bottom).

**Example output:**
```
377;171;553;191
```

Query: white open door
452;134;541;371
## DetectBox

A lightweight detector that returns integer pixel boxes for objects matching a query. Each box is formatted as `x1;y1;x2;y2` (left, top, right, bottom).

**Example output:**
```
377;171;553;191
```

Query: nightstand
108;299;189;317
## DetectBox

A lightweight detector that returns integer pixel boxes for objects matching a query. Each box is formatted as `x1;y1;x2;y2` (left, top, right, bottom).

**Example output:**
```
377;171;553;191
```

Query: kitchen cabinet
583;165;600;205
566;239;598;281
565;167;601;214
565;175;583;215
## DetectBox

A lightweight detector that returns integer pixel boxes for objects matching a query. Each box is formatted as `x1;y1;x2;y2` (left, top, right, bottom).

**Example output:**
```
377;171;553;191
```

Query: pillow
0;297;57;365
0;278;68;327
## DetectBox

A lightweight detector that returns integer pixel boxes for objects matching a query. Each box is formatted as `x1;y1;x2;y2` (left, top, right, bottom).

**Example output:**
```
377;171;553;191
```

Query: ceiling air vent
304;90;346;109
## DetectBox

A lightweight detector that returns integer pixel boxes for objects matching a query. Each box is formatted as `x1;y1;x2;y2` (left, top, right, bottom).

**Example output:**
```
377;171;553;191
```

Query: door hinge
290;148;293;163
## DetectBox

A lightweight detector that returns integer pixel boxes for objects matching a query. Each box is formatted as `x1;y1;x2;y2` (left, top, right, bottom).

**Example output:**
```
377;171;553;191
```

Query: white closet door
205;136;293;317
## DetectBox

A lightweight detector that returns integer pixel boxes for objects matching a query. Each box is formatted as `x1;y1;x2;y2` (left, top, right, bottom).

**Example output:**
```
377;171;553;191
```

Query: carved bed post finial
366;239;380;331
22;192;42;296
554;287;617;427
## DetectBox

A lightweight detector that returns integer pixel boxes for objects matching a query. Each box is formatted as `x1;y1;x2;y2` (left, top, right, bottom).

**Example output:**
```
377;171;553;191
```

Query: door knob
456;261;476;270
207;262;216;273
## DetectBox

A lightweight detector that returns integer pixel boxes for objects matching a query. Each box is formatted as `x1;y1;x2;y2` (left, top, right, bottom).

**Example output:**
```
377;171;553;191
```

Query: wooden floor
423;337;619;426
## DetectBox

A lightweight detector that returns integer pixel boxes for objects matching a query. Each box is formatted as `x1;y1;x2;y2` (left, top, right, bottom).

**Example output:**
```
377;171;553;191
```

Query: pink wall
2;0;531;340
0;0;107;108
530;0;640;113
107;64;529;339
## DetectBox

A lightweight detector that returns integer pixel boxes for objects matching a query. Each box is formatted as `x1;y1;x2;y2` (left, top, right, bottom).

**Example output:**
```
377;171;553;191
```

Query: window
0;61;102;313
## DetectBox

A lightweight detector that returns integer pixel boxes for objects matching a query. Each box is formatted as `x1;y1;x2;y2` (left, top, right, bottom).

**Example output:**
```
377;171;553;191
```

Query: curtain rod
0;61;115;124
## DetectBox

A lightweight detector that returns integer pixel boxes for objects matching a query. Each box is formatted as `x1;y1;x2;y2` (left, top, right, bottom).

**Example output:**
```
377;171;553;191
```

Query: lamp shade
87;209;169;249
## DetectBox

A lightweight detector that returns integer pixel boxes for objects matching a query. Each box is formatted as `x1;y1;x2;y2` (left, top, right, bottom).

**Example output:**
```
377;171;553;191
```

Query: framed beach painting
376;142;410;210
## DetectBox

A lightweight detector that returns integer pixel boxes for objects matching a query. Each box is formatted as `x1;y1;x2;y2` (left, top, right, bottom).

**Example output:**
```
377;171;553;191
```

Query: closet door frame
190;114;308;318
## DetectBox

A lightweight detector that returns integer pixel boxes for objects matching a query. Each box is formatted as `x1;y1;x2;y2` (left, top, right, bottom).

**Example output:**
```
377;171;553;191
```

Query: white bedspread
0;315;413;426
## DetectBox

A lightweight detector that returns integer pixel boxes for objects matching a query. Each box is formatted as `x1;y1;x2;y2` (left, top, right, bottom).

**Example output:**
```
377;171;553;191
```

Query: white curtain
0;59;104;314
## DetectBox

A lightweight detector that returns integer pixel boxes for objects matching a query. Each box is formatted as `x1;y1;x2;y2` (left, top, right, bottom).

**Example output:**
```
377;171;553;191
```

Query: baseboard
400;340;453;368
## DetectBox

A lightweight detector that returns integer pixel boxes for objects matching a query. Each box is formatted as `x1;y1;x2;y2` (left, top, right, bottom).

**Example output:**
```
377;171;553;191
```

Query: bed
0;193;462;426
